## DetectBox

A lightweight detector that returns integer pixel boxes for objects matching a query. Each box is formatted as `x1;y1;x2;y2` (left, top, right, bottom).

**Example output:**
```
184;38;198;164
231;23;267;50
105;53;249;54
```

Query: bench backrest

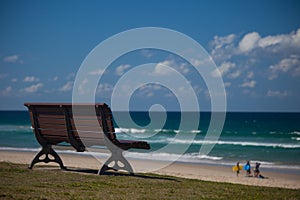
24;103;116;152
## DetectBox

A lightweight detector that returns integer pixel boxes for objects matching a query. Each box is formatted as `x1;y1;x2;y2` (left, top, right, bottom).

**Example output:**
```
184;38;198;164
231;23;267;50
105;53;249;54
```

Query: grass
0;162;299;200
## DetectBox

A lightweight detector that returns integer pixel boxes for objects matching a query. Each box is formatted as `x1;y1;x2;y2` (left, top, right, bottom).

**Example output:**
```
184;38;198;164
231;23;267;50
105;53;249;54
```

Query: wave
123;152;223;162
0;125;32;133
290;131;300;135
147;138;300;149
115;128;147;134
115;127;202;134
0;147;41;152
291;137;300;141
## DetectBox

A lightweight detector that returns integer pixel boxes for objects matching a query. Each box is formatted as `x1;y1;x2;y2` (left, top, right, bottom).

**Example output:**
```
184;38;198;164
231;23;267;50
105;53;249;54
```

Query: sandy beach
0;149;299;189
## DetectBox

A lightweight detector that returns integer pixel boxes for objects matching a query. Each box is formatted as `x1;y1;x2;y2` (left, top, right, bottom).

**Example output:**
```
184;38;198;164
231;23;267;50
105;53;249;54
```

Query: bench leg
29;146;66;170
98;150;133;175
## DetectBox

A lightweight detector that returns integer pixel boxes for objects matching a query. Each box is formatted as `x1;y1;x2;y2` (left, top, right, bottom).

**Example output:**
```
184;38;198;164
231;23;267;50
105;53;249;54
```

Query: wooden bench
24;103;150;174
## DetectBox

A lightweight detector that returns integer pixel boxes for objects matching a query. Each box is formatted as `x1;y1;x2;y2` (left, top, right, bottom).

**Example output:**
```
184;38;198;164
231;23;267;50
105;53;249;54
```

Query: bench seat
24;102;150;174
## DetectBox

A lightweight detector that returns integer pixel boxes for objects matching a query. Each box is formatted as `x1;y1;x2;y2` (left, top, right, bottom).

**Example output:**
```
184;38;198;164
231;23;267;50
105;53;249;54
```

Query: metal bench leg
29;146;66;170
98;149;133;175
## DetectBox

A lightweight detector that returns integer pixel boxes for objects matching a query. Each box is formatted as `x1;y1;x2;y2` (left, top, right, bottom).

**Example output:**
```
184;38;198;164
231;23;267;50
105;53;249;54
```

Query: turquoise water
0;111;299;169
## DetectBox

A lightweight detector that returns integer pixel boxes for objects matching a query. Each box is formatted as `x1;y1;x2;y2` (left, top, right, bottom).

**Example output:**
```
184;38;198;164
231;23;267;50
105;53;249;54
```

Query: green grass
0;162;299;200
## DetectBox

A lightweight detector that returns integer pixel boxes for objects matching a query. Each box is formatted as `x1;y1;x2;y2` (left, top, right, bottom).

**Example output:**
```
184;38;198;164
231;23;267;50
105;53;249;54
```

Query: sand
0;149;299;189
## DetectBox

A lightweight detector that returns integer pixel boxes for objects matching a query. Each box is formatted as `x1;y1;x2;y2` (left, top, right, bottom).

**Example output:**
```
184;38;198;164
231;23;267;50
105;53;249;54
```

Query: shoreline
1;146;300;172
0;149;300;189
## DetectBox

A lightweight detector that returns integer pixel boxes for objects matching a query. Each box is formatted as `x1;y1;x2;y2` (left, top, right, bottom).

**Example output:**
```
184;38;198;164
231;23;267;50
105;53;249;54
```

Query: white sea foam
291;137;300;141
0;125;32;132
116;128;201;135
290;131;300;135
0;147;41;152
146;138;300;149
115;128;146;134
124;152;223;162
191;130;202;133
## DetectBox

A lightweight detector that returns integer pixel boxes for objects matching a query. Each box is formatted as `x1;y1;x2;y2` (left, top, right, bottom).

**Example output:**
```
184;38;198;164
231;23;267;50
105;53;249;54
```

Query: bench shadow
65;167;180;182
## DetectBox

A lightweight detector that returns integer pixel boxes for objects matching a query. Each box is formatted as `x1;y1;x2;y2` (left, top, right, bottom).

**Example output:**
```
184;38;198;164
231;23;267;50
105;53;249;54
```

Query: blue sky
0;0;300;111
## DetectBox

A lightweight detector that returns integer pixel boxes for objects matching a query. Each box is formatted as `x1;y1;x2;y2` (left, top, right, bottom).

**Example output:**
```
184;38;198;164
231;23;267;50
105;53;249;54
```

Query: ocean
0;111;300;171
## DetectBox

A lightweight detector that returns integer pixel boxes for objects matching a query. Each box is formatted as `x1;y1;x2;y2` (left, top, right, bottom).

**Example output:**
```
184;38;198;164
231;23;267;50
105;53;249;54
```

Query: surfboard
232;165;243;172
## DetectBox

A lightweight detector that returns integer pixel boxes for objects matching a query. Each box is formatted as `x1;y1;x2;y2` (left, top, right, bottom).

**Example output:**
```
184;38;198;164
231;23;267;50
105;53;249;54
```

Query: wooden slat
71;115;102;120
72;126;103;134
39;128;104;140
38;114;65;119
73;130;103;137
38;123;66;130
69;119;102;126
38;129;67;137
34;107;65;114
38;118;66;125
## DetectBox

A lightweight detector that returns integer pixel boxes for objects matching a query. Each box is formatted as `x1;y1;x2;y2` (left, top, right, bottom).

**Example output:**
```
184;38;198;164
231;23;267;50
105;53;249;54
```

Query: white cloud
211;28;300;63
224;82;231;87
210;34;236;62
210;28;300;83
228;70;241;79
178;63;189;74
238;32;261;53
23;76;39;82
3;55;23;64
211;61;236;77
153;59;190;76
134;84;165;98
237;29;300;54
78;79;89;94
147;92;154;97
266;90;289;98
59;81;73;92
140;84;162;91
11;78;18;82
211;34;236;50
89;69;105;76
97;83;113;93
247;71;254;79
258;35;286;48
154;60;174;75
238;28;300;54
115;64;130;76
240;80;256;88
53;76;58;81
259;28;300;49
24;83;43;93
268;56;300;80
190;58;202;67
1;86;12;95
140;49;154;58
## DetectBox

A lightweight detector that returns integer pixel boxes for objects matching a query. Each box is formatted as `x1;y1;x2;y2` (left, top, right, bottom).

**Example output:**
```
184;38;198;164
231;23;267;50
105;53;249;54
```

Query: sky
0;0;300;111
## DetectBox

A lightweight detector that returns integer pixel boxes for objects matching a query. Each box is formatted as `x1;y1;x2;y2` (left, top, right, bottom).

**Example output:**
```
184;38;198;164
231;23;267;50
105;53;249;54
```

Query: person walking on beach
235;162;240;176
245;161;251;177
254;162;260;177
254;162;265;178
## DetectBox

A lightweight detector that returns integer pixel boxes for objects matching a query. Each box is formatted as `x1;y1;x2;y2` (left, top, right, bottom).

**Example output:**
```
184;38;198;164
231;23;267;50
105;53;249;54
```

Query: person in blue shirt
244;161;251;177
